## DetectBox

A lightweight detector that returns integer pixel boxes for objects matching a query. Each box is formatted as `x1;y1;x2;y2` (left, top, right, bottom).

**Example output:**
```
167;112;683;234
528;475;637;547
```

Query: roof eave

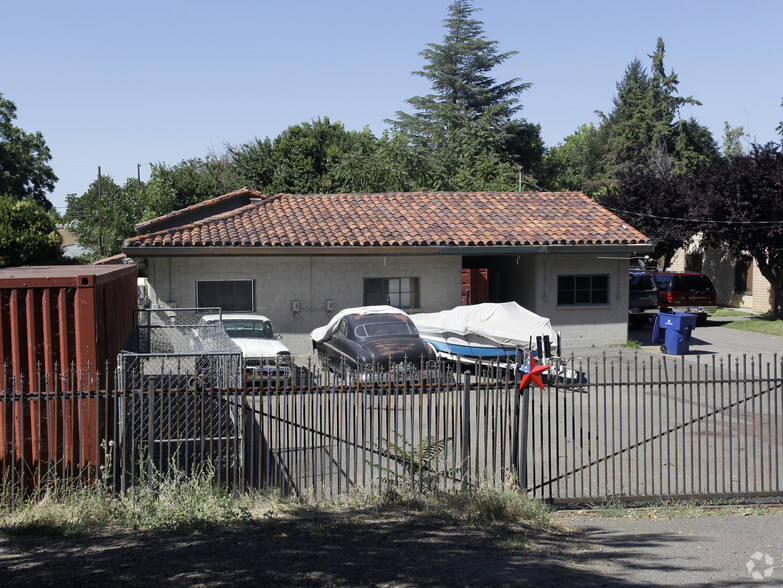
123;242;653;258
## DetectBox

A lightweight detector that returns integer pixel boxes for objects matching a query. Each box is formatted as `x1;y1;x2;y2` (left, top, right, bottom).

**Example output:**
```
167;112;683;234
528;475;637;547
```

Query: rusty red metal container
0;264;137;480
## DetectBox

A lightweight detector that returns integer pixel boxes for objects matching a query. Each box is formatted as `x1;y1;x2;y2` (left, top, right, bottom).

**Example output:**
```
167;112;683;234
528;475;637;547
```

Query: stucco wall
142;250;630;355
530;254;629;348
144;254;462;353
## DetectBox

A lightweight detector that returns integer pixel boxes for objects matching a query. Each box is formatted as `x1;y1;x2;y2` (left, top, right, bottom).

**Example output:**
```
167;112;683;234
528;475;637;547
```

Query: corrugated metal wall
0;264;137;475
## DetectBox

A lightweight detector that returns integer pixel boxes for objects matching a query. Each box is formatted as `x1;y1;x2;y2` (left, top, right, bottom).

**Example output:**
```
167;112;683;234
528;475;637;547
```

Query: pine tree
599;39;714;187
388;0;538;189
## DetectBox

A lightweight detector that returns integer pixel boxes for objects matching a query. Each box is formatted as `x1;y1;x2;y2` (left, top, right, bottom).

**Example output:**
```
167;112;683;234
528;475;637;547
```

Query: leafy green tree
65;175;144;259
542;123;608;195
331;129;424;193
229;137;275;193
230;117;411;194
688;142;783;316
145;155;238;217
0;195;62;267
388;0;540;189
0;93;58;210
721;122;747;158
268;117;357;194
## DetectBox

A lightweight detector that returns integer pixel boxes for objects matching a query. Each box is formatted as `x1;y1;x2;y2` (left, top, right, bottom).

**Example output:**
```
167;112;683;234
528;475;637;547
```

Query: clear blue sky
4;0;782;213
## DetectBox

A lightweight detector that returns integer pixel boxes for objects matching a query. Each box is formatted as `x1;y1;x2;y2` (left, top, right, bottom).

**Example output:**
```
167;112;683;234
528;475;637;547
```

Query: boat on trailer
410;302;564;377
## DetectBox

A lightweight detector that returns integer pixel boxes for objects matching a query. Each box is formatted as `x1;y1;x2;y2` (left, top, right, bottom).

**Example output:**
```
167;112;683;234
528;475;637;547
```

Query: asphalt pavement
554;316;783;587
570;314;783;364
558;509;783;586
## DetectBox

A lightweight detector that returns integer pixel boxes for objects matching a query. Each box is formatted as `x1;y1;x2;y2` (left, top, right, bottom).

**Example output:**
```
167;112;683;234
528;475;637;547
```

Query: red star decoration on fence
519;356;551;391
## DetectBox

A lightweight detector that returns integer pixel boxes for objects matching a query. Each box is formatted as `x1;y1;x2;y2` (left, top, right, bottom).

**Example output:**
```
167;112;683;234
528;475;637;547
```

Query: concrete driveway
570;315;783;363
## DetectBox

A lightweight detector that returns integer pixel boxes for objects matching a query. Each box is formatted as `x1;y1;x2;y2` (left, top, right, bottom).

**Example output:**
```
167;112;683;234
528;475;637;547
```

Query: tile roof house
124;188;651;351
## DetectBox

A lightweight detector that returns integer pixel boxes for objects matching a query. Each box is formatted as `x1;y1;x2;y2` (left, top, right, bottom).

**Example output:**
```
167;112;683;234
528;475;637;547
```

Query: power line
604;206;783;226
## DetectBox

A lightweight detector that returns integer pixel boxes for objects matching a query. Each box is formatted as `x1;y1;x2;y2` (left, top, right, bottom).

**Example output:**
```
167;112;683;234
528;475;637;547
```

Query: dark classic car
310;307;437;383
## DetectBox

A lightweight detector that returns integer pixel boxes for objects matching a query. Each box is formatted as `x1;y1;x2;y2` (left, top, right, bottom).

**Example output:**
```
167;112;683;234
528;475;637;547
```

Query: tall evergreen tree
388;0;539;189
598;39;715;189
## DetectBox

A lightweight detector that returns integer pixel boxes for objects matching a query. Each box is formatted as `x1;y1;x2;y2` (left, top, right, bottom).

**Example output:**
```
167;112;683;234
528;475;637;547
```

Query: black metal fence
2;353;781;505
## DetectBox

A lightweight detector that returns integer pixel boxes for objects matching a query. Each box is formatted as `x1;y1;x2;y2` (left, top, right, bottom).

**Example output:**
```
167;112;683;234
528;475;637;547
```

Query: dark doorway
461;268;488;305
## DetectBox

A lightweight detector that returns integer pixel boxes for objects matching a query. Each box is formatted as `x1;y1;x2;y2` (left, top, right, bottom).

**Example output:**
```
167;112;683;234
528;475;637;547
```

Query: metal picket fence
2;353;782;506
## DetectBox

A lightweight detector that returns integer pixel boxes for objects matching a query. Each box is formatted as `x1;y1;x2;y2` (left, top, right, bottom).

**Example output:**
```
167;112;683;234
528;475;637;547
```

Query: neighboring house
123;188;651;353
665;235;774;314
59;229;88;259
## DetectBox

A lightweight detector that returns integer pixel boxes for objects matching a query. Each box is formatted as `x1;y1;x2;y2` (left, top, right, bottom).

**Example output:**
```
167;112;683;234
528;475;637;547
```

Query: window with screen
363;277;420;309
557;275;609;305
196;280;254;312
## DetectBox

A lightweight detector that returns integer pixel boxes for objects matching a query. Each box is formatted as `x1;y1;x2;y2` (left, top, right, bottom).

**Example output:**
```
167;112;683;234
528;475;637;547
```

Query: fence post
518;386;530;491
461;373;471;491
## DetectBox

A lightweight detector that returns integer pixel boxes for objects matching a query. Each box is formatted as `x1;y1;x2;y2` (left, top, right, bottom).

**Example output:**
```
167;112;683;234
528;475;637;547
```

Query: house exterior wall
667;238;773;313
144;254;462;354
532;254;629;348
141;250;631;355
467;253;629;348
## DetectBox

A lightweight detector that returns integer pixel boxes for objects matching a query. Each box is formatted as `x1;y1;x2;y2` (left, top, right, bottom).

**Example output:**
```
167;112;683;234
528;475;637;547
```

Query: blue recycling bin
652;312;698;355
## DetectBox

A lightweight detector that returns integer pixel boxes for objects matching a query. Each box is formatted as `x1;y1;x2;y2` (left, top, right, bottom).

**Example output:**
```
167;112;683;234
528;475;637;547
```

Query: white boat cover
410;302;558;351
310;305;409;344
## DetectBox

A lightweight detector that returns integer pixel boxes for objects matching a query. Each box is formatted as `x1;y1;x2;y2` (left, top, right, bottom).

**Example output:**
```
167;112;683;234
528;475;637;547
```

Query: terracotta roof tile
126;191;649;249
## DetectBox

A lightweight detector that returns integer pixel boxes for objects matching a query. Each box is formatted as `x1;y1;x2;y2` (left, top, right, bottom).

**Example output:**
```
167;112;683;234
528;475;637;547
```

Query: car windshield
355;322;417;338
654;275;673;289
630;274;655;290
222;319;275;339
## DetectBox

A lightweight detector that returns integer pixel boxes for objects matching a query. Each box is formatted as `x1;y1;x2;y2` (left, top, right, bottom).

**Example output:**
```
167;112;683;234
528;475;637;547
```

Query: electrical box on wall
291;300;300;312
326;299;334;311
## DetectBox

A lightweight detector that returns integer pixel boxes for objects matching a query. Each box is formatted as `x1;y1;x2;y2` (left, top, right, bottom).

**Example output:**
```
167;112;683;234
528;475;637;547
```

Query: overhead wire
603;206;783;226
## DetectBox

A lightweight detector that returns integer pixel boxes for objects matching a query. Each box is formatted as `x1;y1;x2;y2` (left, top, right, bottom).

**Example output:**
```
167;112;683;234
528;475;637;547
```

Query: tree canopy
547;39;717;195
0;93;58;210
689;142;783;315
0;195;62;267
65;175;145;260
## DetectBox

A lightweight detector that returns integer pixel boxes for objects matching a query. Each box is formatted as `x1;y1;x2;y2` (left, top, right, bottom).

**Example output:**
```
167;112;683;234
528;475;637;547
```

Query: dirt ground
0;506;585;587
2;507;783;586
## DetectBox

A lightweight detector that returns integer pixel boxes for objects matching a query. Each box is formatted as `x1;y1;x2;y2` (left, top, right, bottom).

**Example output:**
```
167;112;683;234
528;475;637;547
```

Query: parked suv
628;271;659;327
651;271;717;323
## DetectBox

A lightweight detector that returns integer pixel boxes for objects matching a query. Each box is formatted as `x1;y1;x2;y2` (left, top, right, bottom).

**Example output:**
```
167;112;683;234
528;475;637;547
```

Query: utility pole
137;163;141;191
97;166;104;257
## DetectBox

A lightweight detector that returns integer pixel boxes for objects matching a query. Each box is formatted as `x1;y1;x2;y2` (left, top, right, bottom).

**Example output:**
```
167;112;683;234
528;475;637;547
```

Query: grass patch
712;308;752;317
622;339;643;349
722;317;783;336
0;466;554;541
